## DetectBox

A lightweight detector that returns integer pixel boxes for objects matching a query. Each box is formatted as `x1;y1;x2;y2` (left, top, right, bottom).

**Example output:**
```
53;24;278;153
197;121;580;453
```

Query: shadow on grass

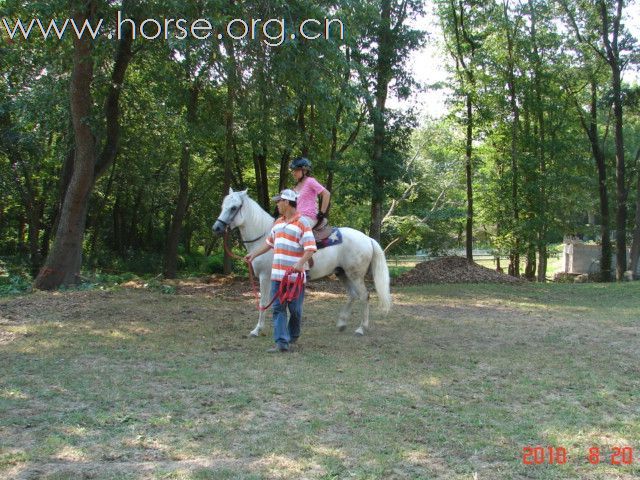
1;284;639;479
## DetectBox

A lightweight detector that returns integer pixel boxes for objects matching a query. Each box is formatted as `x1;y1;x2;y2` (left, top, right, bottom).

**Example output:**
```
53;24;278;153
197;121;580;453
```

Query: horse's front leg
250;273;271;337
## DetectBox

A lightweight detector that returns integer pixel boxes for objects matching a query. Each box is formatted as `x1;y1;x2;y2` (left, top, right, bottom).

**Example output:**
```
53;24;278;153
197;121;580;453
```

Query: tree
560;0;637;280
34;0;134;289
438;0;492;261
352;0;424;242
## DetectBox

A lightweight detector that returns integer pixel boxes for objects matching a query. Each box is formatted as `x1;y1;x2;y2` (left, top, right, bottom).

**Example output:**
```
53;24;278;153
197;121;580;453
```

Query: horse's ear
228;187;234;195
241;189;248;196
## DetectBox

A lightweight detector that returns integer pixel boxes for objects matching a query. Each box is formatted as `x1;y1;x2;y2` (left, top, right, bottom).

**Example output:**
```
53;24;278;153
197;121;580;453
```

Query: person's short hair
288;200;297;208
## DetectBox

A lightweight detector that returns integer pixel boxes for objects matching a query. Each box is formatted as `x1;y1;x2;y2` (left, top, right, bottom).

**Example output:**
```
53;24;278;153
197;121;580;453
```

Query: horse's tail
370;239;392;313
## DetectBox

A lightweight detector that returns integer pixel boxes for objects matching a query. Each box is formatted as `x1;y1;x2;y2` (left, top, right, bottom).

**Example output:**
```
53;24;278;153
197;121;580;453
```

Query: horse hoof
249;331;259;337
355;328;364;336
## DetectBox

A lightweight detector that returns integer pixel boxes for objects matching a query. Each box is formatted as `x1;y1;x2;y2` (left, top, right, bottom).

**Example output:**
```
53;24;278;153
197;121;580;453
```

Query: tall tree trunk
88;158;117;269
465;93;474;261
278;149;291;193
164;82;198;278
448;0;478;262
252;147;269;210
611;66;627;279
529;0;547;282
524;244;536;280
47;145;75;249
26;201;43;277
34;7;96;288
297;101;309;157
9;154;43;276
327;47;362;198
577;82;613;281
505;6;520;277
599;0;626;279
164;84;198;278
222;21;238;274
592;87;613;282
253;42;270;209
369;0;393;242
164;144;191;278
34;2;133;289
628;146;640;277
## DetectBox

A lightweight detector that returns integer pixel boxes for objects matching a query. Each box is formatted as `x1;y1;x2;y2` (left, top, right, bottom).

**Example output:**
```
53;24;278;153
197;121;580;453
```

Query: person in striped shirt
245;189;317;352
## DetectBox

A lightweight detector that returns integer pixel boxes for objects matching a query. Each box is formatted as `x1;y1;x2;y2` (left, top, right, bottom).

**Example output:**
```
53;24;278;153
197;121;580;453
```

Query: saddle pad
316;228;343;249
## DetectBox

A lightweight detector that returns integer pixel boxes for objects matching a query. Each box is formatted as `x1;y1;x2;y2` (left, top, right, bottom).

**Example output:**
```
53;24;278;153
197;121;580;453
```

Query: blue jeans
271;280;305;349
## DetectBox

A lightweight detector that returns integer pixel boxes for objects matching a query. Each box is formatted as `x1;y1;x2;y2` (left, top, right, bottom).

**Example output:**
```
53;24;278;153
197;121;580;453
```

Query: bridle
215;200;242;231
216;198;265;244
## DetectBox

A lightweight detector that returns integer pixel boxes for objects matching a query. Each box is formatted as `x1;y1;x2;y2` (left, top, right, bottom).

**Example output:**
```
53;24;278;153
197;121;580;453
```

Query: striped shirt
266;213;317;282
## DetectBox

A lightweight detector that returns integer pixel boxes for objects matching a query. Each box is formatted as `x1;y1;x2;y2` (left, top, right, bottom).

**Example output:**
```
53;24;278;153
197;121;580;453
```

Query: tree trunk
164;83;198;279
34;2;133;289
598;0;626;279
26;201;43;277
629;146;640;277
524;245;536;280
278;149;291;193
593;99;612;282
611;66;627;280
529;0;547;282
465;93;473;261
252;41;270;209
252;147;269;210
88;159;117;269
328;104;342;195
34;9;96;289
222;22;238;274
505;5;520;277
369;0;393;242
163;144;190;278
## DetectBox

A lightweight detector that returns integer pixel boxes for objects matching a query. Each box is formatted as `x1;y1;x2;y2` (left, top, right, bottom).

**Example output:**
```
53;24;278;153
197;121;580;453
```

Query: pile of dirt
393;256;523;286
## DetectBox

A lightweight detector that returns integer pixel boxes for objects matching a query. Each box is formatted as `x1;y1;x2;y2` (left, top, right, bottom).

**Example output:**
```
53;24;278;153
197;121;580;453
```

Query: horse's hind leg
348;276;370;336
336;270;357;332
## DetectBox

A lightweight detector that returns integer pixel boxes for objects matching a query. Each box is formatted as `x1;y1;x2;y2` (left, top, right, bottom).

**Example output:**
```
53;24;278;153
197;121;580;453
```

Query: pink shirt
294;177;326;219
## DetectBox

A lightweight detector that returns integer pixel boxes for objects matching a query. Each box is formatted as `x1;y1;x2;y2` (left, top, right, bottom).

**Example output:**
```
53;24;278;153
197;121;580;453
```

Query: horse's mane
240;192;274;234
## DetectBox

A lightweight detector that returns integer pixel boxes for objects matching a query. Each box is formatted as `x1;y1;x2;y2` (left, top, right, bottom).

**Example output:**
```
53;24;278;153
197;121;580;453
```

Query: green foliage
0;258;32;296
2;0;640;284
387;265;412;279
0;274;32;296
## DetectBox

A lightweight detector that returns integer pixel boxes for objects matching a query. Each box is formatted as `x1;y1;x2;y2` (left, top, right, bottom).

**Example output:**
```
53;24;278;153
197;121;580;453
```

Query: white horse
212;188;391;336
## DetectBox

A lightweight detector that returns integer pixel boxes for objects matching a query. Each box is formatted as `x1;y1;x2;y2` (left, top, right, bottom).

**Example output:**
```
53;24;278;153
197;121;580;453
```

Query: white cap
271;189;298;202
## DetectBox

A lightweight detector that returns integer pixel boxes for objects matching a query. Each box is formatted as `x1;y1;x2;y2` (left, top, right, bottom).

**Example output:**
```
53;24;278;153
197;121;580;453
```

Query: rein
257;269;304;311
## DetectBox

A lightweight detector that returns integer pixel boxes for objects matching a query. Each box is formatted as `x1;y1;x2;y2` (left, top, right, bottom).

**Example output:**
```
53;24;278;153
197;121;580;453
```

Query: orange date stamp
522;445;635;465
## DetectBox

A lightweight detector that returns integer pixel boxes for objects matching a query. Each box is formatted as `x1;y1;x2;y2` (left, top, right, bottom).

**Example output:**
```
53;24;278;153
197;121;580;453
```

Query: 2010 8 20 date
522;446;634;465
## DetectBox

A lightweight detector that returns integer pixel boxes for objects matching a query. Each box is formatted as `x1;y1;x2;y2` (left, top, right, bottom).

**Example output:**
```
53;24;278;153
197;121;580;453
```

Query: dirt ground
1;275;639;479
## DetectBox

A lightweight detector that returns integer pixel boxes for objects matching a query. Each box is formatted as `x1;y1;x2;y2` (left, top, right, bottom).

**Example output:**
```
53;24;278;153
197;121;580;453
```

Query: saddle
307;221;342;269
313;218;332;241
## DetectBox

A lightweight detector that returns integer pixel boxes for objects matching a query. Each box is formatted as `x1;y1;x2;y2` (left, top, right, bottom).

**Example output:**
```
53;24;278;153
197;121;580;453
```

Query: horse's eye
230;206;237;211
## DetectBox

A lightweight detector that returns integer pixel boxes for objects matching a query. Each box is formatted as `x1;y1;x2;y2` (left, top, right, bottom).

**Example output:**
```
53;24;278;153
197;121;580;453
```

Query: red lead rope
257;269;305;311
224;228;304;311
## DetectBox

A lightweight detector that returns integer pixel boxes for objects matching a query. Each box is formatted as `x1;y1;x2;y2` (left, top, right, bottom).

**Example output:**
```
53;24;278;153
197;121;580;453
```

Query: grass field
1;280;639;479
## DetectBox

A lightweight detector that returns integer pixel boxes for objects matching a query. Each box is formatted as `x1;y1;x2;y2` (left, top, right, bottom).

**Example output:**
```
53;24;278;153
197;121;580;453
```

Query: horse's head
212;188;248;235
